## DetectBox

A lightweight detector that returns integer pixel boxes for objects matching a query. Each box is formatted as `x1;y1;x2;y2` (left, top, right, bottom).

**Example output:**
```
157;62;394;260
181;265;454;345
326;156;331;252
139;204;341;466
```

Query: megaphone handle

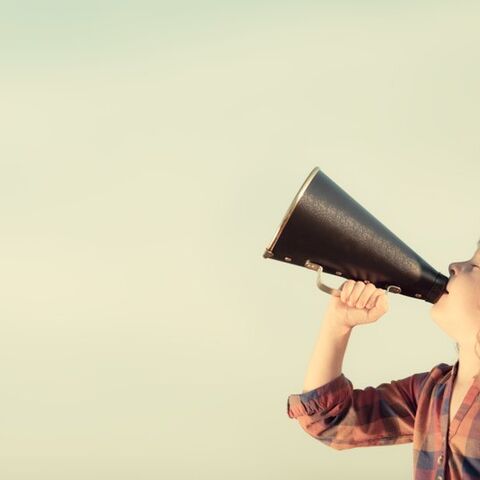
315;265;396;298
315;266;342;297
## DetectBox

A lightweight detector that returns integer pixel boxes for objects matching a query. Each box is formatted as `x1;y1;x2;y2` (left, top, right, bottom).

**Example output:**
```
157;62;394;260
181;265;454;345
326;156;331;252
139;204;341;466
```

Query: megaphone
262;166;448;304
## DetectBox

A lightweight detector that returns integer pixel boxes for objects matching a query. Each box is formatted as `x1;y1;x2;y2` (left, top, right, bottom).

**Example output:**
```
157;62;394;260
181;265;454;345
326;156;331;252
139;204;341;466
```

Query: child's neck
455;349;480;386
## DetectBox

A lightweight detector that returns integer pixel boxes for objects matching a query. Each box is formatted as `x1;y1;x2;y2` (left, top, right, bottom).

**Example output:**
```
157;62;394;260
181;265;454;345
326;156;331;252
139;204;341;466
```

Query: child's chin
431;293;449;308
429;305;444;323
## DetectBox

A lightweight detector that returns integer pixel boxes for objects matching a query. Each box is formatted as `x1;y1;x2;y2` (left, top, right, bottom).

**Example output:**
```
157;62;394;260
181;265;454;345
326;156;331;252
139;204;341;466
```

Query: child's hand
325;279;389;329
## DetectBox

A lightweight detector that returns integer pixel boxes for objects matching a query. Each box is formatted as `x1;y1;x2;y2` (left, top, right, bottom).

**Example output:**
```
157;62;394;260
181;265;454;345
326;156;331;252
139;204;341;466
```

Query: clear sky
1;2;480;479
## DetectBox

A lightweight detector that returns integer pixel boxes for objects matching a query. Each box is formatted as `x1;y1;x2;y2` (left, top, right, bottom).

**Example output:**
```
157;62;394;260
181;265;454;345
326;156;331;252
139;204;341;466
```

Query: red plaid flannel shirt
287;361;480;480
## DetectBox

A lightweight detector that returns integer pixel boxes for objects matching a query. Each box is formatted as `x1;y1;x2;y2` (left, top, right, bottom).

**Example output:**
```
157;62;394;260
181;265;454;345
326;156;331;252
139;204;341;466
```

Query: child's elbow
294;416;356;451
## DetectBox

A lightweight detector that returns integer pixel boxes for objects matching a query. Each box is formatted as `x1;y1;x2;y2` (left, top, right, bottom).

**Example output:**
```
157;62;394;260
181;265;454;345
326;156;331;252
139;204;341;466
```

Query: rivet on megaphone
304;260;319;270
386;285;402;294
284;257;292;262
415;293;422;298
335;271;343;275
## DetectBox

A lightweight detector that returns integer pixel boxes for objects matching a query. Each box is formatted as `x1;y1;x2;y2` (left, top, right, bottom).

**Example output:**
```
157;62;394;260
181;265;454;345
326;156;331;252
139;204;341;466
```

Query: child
287;240;480;480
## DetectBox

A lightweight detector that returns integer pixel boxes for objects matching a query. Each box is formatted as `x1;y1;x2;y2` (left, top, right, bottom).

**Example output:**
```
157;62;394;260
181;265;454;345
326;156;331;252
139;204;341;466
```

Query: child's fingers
366;290;379;308
353;283;376;308
340;280;355;303
345;281;367;306
339;280;388;311
367;290;388;310
347;283;363;305
366;296;377;309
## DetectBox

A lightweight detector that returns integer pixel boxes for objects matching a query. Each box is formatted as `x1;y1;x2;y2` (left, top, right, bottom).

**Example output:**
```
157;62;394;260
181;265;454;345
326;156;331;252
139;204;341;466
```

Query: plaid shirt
287;361;480;480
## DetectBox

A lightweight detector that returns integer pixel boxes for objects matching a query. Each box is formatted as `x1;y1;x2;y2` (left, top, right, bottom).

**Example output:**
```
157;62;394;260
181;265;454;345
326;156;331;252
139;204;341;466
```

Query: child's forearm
301;311;353;393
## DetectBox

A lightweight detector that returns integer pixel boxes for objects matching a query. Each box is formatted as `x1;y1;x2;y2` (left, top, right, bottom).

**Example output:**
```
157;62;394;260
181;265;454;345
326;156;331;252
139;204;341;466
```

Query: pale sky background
1;1;480;479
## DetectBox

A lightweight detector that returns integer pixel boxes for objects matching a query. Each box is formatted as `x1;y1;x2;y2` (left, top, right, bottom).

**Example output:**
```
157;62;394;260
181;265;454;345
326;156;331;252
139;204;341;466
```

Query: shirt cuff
287;373;352;419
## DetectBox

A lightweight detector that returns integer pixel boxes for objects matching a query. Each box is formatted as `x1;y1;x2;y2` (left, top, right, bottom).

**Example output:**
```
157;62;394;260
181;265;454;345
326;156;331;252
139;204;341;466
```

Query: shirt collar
448;359;480;387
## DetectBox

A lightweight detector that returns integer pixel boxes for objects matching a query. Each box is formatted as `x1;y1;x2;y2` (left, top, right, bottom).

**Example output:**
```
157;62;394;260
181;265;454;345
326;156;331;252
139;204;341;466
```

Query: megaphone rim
264;166;321;257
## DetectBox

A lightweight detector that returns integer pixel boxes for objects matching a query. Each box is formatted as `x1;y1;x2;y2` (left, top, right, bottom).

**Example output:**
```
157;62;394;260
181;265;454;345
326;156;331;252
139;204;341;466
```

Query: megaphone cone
263;166;448;304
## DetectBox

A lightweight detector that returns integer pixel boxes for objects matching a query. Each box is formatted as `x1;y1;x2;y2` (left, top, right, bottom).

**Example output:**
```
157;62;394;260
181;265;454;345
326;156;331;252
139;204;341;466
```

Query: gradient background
1;1;479;479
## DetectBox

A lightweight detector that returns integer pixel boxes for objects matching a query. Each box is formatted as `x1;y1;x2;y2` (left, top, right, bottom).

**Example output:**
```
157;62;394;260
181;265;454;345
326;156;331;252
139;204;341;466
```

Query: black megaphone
262;166;448;304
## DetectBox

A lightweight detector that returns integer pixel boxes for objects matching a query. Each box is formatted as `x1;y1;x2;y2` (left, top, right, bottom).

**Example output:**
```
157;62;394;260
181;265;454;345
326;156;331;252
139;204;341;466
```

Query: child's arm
300;279;389;394
287;279;429;449
288;365;430;450
301;310;353;394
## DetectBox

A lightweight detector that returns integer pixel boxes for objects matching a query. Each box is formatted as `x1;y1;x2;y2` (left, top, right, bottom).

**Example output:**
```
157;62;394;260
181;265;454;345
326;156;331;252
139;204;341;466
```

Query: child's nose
448;262;459;276
448;261;469;276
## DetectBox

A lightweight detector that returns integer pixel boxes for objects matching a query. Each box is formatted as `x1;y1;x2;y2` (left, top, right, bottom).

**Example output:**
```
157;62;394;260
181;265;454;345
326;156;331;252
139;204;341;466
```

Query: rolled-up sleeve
287;370;430;450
